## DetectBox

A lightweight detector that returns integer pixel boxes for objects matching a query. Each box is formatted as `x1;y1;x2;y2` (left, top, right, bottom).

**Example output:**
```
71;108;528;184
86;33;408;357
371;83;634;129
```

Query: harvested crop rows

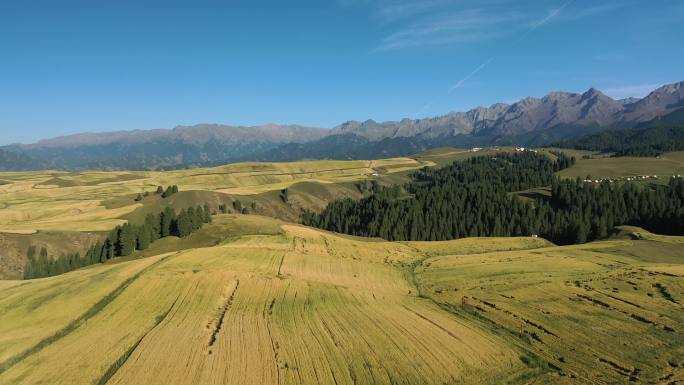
2;215;684;384
415;234;684;384
0;219;538;385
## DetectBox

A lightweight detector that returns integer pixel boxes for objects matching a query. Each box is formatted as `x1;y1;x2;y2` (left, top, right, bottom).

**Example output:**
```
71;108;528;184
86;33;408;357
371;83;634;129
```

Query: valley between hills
0;147;683;384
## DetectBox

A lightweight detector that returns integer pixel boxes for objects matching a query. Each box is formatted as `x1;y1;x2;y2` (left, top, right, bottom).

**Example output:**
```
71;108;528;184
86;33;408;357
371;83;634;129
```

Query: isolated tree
203;203;212;223
36;248;49;278
27;245;36;260
24;246;38;279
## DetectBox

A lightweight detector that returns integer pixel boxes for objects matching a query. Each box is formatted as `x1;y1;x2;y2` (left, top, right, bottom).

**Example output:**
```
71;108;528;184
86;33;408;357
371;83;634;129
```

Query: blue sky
1;0;682;144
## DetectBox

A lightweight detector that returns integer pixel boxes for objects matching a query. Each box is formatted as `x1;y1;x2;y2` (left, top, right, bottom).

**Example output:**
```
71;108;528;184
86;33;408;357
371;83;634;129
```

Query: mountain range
330;82;684;140
2;81;683;170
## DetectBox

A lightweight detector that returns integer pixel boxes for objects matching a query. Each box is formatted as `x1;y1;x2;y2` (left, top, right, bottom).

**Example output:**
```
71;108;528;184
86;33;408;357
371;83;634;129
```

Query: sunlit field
0;158;430;233
2;215;682;384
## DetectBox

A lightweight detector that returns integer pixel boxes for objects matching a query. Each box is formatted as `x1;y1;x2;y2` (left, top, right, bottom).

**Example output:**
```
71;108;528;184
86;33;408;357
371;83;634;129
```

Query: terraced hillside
0;158;429;279
1;215;682;384
0;158;428;233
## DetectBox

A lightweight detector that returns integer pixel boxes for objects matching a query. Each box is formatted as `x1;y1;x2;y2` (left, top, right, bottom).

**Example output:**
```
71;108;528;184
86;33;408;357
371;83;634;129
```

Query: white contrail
449;56;495;93
515;0;575;43
451;0;574;92
419;0;575;115
532;0;574;30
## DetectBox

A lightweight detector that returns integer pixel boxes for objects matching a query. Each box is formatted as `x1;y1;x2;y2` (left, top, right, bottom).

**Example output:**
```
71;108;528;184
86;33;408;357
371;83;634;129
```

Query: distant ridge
2;81;683;170
331;82;684;140
3;124;328;171
21;124;327;149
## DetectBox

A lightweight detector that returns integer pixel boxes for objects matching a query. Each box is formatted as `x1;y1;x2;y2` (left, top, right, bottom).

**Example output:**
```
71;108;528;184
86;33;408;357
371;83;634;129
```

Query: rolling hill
1;148;683;384
0;156;428;279
1;215;682;384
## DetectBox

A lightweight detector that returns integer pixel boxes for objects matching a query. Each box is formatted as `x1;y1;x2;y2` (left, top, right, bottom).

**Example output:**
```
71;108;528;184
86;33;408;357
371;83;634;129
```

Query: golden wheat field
415;228;684;384
0;158;430;233
1;214;683;385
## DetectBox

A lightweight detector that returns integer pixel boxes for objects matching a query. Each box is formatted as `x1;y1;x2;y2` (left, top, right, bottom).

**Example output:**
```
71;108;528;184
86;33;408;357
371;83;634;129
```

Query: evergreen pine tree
137;223;151;250
161;207;175;237
203;203;212;223
117;223;136;256
145;213;161;242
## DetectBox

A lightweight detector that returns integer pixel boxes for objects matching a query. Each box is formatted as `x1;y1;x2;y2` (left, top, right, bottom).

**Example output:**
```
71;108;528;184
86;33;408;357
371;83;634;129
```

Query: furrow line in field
208;279;240;348
264;296;282;385
316;316;342;385
401;305;467;344
302;302;340;385
189;165;372;178
406;260;577;380
0;252;178;374
96;293;181;385
277;254;286;278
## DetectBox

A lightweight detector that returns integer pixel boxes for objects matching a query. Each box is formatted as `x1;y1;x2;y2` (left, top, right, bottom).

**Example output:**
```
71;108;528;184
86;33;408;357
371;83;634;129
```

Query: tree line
554;125;684;157
302;152;684;245
135;185;178;201
159;185;179;198
548;150;577;170
24;204;213;279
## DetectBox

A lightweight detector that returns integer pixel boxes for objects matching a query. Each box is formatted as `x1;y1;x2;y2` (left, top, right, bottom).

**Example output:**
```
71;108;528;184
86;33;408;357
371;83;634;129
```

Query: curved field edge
0;219;566;385
0;252;176;374
0;157;428;234
413;234;684;384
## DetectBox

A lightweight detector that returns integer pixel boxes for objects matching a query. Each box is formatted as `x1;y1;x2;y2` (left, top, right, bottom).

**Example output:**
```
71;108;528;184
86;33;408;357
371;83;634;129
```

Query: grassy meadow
558;151;684;181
